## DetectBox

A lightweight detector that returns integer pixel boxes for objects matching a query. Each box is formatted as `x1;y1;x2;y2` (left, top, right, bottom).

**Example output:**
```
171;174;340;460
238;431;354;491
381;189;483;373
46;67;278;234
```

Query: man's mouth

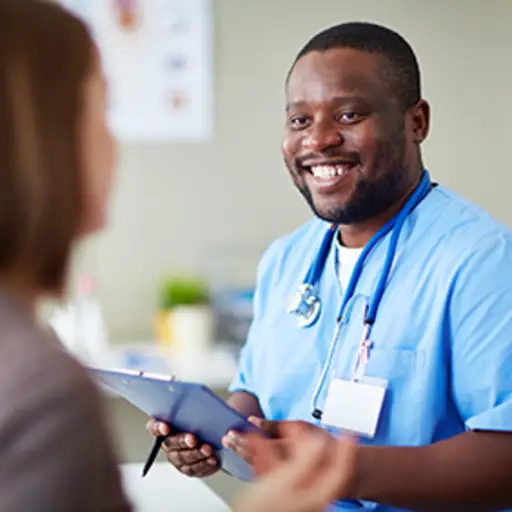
308;163;356;178
299;160;359;192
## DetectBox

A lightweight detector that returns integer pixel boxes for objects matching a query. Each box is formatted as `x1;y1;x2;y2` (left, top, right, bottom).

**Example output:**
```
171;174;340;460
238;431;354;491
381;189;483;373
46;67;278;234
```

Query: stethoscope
286;170;432;421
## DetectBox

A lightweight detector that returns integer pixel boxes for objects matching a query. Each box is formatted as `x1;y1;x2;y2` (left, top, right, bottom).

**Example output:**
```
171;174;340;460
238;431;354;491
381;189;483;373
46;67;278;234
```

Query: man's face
282;48;425;225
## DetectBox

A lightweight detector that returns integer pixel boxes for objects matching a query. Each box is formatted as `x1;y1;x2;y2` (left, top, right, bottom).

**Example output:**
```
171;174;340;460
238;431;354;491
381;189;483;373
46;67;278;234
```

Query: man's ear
410;99;430;143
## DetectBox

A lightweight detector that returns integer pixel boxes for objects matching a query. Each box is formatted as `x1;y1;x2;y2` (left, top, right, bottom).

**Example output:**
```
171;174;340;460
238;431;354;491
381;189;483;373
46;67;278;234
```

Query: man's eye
339;112;362;124
289;116;309;129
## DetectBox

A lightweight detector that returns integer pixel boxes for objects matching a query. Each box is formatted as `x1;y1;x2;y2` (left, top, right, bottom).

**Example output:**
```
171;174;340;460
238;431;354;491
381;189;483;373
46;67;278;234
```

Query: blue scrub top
229;184;512;512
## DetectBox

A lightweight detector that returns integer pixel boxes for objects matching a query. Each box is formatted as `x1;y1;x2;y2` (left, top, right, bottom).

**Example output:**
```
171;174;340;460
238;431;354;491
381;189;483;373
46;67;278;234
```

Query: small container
73;275;109;366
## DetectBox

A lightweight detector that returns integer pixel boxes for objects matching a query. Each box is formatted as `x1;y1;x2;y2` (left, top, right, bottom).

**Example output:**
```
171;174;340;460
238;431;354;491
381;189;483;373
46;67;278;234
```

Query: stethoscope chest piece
286;283;321;328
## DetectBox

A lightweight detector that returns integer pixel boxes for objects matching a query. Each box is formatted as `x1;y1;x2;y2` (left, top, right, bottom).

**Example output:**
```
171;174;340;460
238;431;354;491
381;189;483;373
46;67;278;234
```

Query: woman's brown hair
0;0;94;292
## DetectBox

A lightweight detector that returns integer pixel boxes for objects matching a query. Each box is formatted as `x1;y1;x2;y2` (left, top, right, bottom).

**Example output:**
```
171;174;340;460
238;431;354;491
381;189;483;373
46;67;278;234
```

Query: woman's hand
231;424;359;512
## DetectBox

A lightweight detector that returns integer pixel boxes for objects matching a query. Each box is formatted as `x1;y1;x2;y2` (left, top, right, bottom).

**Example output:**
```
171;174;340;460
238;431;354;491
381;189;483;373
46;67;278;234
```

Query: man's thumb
248;416;279;437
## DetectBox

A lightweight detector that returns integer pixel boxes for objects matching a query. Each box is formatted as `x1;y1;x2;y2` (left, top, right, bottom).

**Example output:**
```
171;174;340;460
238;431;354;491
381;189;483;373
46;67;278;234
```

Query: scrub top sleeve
450;233;512;433
228;331;257;395
228;241;278;396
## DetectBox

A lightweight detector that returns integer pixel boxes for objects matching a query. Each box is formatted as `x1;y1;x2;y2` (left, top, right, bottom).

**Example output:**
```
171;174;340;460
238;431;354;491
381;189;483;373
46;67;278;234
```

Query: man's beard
297;166;411;225
293;128;411;225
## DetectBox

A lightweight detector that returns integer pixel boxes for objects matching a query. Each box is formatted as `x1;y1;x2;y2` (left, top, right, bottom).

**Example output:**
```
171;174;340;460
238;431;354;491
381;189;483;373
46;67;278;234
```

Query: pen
142;435;166;477
141;374;175;477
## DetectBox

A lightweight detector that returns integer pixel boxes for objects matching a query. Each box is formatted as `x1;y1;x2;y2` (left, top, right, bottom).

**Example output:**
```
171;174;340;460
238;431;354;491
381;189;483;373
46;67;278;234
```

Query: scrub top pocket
327;293;426;443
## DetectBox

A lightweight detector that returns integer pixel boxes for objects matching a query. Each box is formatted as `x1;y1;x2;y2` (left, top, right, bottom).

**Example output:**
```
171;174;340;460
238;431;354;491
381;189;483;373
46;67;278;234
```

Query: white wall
77;0;512;341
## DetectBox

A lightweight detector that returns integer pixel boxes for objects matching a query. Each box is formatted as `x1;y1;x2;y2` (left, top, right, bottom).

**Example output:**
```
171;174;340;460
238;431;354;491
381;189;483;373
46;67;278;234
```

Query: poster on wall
58;0;214;142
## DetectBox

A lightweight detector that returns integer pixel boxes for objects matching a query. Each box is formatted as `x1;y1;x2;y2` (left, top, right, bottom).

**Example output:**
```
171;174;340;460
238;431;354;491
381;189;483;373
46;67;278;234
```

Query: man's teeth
310;164;351;178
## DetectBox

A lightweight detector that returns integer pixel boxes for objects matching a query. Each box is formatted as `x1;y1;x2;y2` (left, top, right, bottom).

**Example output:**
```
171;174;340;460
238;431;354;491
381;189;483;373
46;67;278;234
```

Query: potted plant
154;276;213;360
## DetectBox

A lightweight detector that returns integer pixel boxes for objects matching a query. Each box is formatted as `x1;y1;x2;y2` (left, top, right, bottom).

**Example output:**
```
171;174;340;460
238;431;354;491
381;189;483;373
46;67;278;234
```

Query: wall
76;0;512;341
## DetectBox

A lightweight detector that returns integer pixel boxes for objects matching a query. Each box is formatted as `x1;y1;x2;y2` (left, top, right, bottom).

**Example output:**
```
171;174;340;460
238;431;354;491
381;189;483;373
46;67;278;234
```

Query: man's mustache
295;150;361;168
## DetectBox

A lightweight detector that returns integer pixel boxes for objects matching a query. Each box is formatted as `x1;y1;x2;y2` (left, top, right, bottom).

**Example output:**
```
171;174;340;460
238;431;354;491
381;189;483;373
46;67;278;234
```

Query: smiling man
148;22;512;512
284;36;422;240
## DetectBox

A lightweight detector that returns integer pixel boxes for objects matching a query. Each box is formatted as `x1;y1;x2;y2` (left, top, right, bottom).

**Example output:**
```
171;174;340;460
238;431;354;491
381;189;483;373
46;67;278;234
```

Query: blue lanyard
311;170;432;419
336;169;431;326
304;225;337;285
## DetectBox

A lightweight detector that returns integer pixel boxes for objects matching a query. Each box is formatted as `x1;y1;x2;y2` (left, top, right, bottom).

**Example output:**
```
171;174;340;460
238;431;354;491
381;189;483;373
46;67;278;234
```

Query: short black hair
288;22;421;109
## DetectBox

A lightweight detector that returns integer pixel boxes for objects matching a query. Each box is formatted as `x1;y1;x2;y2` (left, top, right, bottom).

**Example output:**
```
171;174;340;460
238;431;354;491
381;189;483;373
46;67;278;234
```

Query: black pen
142;375;175;477
142;435;166;477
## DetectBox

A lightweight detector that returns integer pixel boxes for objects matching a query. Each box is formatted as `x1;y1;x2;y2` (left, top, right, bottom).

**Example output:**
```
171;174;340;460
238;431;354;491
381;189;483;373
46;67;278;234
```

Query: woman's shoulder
0;298;131;511
0;310;96;410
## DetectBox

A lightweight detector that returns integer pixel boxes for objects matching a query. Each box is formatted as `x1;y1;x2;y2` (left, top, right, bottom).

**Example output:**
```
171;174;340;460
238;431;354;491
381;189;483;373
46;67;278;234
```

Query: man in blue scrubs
148;22;512;510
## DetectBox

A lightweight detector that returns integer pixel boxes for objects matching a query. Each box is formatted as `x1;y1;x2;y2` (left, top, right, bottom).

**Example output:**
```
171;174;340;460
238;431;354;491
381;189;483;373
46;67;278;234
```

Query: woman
0;1;130;510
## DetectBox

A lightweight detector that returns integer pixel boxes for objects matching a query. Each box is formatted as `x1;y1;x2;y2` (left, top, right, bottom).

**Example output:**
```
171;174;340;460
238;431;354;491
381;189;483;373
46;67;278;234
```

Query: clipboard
89;367;262;481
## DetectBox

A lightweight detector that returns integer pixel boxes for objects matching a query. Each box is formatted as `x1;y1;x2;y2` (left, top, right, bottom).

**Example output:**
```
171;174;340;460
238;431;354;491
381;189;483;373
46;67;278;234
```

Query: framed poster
59;0;214;142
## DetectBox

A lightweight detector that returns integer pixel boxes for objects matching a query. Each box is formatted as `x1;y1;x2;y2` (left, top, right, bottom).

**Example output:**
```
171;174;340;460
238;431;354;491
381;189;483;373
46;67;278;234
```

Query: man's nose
302;122;343;152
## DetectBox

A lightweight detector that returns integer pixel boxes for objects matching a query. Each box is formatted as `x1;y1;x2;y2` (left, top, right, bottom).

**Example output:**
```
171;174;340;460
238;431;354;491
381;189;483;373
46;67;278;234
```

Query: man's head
282;22;430;225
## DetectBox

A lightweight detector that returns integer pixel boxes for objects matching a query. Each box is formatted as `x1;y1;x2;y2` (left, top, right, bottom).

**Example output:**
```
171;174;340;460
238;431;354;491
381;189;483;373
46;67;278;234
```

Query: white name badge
322;377;388;438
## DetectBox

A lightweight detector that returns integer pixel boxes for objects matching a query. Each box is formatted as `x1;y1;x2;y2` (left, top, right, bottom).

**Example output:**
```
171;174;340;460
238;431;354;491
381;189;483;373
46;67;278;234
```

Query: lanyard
311;170;432;419
337;170;431;325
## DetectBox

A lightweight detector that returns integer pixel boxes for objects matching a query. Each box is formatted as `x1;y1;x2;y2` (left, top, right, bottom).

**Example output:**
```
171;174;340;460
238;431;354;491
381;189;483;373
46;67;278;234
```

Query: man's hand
146;419;219;478
231;423;359;512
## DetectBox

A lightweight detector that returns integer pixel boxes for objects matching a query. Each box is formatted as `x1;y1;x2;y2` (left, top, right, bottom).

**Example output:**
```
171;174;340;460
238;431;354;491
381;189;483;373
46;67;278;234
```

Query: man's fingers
145;419;219;478
196;457;219;477
172;458;219;478
167;445;212;465
199;443;214;458
146;419;170;437
182;459;219;478
164;432;197;451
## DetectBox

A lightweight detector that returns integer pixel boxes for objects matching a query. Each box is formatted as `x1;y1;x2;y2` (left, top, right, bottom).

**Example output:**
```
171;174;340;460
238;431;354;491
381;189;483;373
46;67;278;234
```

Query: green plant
158;276;210;310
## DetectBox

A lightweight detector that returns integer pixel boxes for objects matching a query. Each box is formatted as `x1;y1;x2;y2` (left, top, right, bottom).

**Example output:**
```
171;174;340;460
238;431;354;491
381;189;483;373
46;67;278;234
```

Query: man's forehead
286;48;386;103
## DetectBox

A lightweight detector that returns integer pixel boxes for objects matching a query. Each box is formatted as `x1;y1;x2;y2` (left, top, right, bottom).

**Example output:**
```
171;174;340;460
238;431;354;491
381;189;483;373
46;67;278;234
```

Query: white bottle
73;275;109;366
49;303;78;354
